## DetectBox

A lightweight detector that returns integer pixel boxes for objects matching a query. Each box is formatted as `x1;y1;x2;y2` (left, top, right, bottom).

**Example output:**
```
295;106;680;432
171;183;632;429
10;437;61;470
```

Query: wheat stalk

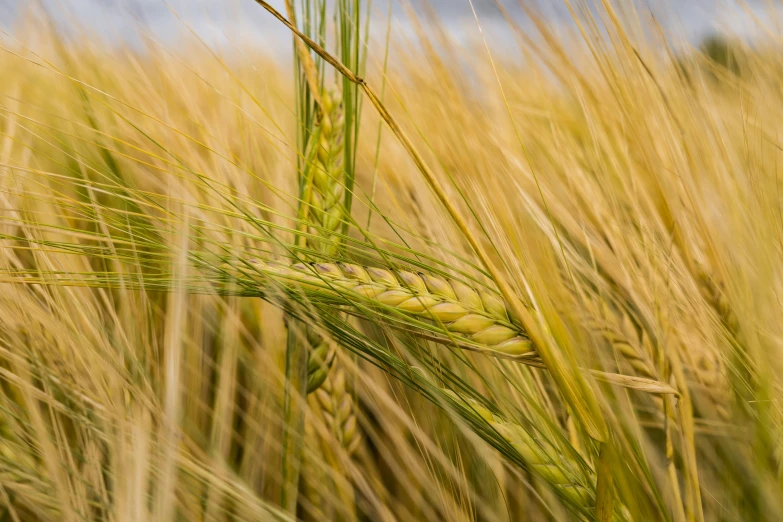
694;271;733;388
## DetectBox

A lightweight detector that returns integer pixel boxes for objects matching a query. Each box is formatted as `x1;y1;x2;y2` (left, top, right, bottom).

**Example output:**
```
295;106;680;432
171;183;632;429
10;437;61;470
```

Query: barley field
0;1;782;521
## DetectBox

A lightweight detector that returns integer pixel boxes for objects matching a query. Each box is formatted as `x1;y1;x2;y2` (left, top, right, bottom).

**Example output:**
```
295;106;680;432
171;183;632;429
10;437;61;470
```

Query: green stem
281;321;308;514
595;442;615;522
295;125;324;249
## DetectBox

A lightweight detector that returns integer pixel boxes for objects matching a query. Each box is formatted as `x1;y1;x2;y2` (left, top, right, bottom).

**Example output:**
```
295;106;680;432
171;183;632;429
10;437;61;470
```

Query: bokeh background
0;0;776;52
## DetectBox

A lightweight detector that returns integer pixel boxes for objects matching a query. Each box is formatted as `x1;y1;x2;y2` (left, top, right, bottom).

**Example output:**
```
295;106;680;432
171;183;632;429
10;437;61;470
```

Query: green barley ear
281;2;366;516
307;88;346;257
300;87;349;393
445;391;622;516
261;261;536;360
306;326;336;393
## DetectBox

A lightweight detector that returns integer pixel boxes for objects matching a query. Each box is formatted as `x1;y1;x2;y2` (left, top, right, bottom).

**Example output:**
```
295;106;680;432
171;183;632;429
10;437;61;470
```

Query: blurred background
0;0;777;53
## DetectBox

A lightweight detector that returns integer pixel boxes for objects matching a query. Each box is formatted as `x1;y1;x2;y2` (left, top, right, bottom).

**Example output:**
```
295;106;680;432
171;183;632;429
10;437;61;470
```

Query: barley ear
306;89;346;257
306;329;337;394
315;367;362;456
446;391;597;510
259;261;536;360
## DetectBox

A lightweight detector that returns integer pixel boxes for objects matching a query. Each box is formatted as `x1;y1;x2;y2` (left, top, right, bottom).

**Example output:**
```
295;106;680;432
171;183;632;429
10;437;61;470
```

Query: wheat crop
2;0;783;521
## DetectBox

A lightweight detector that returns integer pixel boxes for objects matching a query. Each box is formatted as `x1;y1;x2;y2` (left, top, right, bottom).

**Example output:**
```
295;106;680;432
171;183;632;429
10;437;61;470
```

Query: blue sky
0;0;777;54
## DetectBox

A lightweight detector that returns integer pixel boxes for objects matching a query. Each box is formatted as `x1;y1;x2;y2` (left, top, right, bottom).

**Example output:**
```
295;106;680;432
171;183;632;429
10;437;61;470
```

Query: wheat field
0;1;782;521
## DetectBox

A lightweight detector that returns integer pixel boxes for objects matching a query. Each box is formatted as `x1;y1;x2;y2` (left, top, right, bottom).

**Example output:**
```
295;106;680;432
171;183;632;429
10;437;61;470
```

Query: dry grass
1;2;783;521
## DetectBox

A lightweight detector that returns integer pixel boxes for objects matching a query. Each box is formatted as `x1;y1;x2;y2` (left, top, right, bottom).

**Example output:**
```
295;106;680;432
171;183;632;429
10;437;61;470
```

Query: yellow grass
1;3;783;520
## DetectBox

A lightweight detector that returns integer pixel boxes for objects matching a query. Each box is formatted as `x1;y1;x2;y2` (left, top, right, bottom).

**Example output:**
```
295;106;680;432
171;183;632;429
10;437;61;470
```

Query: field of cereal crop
1;2;781;520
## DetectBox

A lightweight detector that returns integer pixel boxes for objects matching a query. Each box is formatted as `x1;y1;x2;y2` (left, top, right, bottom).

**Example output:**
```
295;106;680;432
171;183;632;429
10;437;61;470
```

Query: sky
0;0;778;55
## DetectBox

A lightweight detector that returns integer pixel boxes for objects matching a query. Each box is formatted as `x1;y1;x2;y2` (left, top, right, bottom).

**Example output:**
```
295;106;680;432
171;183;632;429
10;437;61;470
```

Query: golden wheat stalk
694;271;733;384
590;312;657;381
591;295;731;423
